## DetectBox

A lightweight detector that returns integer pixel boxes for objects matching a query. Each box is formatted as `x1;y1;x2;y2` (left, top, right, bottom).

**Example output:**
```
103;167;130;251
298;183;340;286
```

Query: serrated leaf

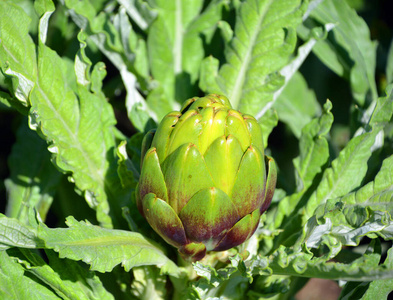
218;20;233;44
260;22;333;125
303;128;379;221
0;251;59;300
0;2;36;106
274;126;379;249
294;100;333;190
268;245;393;281
205;0;305;115
191;254;257;299
304;210;393;251
5;121;62;223
360;247;393;299
310;154;393;243
62;0;154;131
38;216;181;276
116;7;150;79
0;3;120;227
270;101;333;231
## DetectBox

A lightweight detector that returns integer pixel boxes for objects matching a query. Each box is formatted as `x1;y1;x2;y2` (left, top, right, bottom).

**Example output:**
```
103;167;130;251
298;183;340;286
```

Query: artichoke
136;94;276;261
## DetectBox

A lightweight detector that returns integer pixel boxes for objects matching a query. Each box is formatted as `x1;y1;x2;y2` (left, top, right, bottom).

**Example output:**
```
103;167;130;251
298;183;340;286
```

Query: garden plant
1;0;393;299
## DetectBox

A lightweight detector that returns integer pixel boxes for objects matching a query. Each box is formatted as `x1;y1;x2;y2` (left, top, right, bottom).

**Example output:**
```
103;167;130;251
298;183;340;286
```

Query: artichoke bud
136;94;277;261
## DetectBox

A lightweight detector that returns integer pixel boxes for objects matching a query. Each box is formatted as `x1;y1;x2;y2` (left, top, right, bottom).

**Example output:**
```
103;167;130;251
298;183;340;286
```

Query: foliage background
1;0;393;299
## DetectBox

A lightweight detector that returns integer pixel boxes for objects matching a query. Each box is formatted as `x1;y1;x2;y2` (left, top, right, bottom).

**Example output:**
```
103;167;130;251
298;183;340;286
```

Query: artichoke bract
136;94;277;261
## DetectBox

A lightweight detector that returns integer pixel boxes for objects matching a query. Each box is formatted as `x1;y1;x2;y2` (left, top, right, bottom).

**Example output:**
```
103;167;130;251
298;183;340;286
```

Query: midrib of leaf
174;0;183;74
2;44;19;66
304;130;377;221
328;131;378;205
34;81;105;187
231;0;275;109
319;148;361;205
54;236;162;249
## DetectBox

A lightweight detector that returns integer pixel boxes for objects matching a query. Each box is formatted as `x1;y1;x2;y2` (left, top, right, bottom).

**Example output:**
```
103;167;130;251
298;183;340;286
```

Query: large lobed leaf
0;1;120;227
271;87;392;250
190;246;393;299
38;216;181;276
268;245;393;281
303;128;379;222
61;0;155;132
200;0;306;115
304;154;393;249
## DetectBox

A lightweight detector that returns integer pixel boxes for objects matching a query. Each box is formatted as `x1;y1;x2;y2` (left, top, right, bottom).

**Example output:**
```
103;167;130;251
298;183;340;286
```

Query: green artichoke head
136;94;276;261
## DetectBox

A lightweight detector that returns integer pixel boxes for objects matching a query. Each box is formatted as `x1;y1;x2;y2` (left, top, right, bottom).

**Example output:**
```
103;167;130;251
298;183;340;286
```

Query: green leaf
368;86;393;127
34;0;55;44
274;72;320;138
263;22;334;124
5;121;62;223
387;38;393;85
116;140;139;189
273;125;379;249
38;216;181;276
0;2;36;107
0;3;125;228
258;108;279;147
0;91;13;110
118;0;157;31
303;128;379;222
270;101;333;231
301;0;378;105
360;247;393;299
312;154;393;239
0;251;59;300
9;248;114;300
62;0;155;132
303;210;393;252
218;20;233;44
199;56;221;95
203;0;306;115
268;245;393;281
0;213;42;250
191;254;259;299
130;267;168;300
147;0;227;117
116;7;150;80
